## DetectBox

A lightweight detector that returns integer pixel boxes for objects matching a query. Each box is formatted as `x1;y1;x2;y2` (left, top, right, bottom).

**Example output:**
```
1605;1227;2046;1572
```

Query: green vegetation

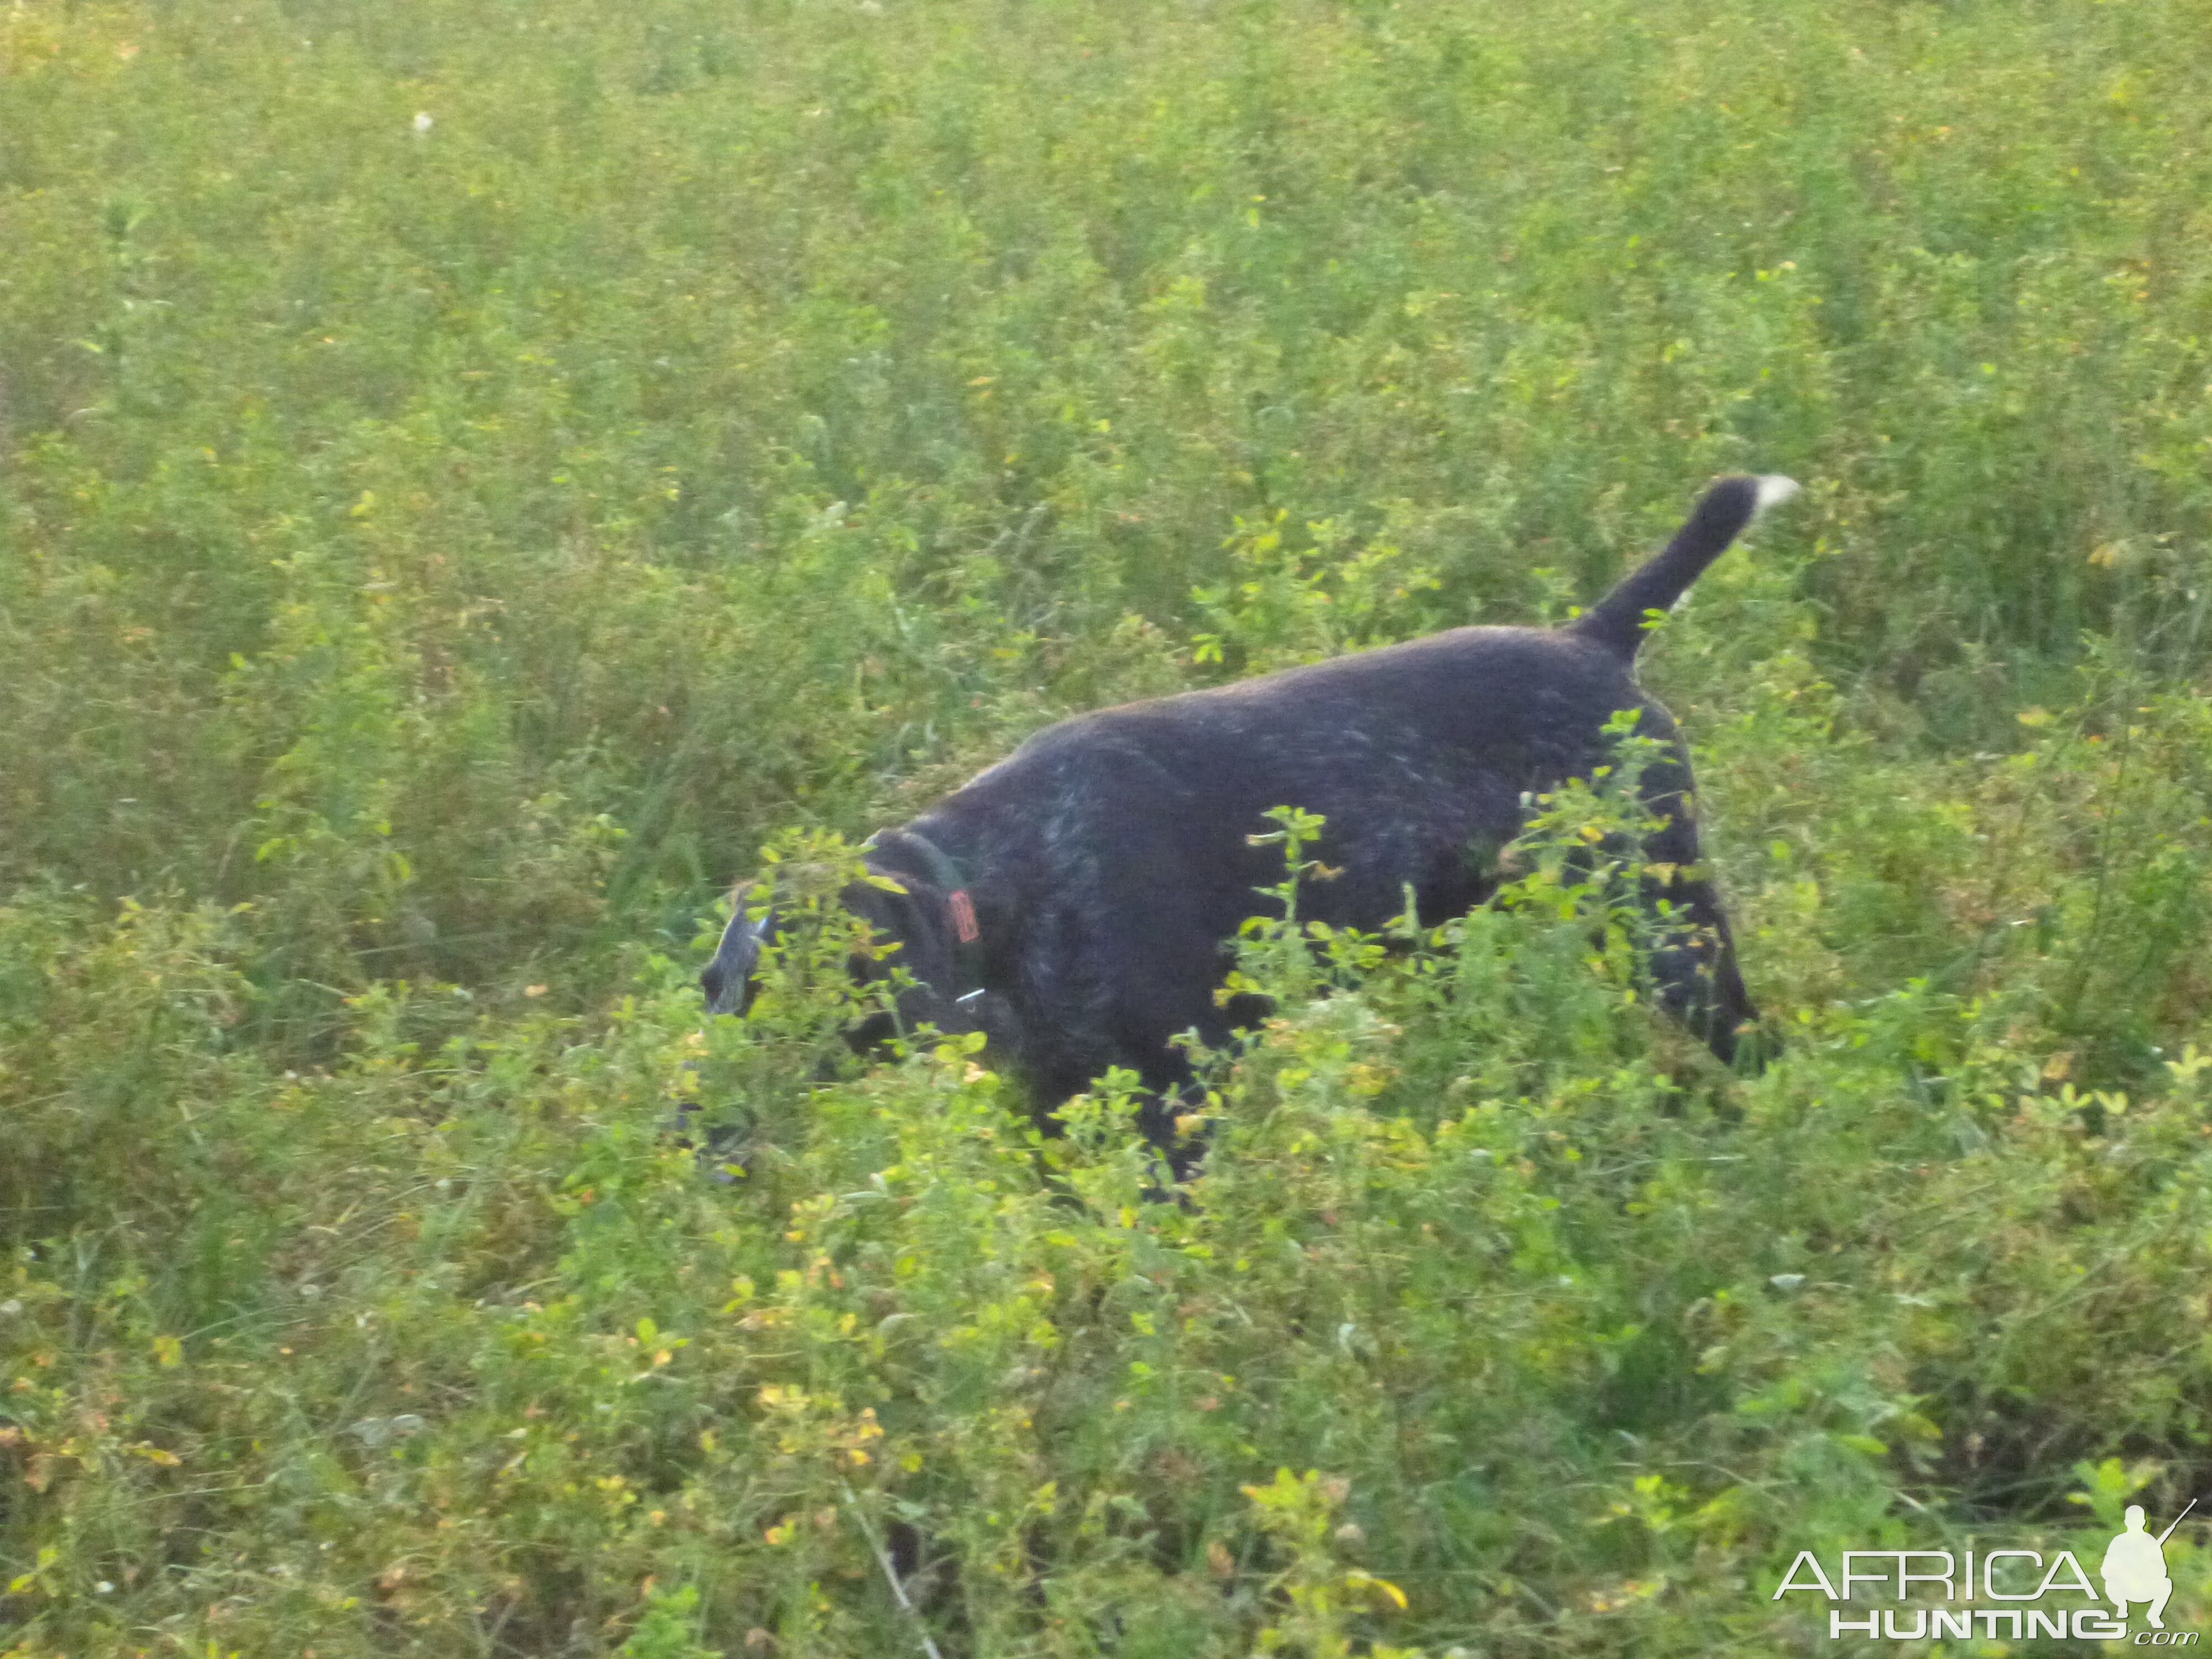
7;0;2212;1651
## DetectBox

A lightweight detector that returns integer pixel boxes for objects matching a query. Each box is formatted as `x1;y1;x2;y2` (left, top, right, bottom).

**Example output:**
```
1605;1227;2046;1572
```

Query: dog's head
700;867;1002;1052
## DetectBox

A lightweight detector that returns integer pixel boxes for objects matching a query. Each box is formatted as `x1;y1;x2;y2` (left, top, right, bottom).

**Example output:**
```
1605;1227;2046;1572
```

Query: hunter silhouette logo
2106;1502;2193;1630
1773;1499;2200;1642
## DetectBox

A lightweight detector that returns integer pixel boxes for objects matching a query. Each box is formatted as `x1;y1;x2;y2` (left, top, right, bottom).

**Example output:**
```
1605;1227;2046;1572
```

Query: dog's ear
839;873;978;1037
840;874;947;979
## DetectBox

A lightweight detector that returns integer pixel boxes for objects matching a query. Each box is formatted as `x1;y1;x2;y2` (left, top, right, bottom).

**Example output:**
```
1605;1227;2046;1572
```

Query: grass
6;0;2212;1651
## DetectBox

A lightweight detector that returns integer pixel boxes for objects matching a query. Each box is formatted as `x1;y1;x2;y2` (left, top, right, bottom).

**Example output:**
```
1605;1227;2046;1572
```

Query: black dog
704;474;1794;1145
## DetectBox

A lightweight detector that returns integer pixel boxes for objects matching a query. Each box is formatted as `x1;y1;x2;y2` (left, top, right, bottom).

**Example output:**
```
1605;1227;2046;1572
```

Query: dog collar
869;827;985;998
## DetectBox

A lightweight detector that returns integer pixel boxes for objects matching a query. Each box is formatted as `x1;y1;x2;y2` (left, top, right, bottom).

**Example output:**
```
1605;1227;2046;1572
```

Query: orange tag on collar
947;889;979;945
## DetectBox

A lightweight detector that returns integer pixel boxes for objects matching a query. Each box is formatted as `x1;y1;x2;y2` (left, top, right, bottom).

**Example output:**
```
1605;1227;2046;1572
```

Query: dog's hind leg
1638;865;1759;1066
1626;765;1761;1067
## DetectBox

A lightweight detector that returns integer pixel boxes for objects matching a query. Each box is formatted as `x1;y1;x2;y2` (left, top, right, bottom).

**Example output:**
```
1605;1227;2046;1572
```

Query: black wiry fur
705;476;1790;1148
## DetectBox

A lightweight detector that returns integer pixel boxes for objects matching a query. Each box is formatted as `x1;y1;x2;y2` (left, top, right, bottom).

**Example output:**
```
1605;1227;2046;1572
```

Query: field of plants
7;0;2212;1651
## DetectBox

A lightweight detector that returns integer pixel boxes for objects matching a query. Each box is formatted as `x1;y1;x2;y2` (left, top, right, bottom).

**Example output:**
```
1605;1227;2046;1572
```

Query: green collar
868;827;985;999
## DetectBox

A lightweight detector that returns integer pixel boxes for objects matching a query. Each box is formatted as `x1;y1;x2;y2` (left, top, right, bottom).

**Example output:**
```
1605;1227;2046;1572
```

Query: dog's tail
1569;474;1799;659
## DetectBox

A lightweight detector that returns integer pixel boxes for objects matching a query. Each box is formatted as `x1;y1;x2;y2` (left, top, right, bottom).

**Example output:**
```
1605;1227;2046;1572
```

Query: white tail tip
1752;474;1802;512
